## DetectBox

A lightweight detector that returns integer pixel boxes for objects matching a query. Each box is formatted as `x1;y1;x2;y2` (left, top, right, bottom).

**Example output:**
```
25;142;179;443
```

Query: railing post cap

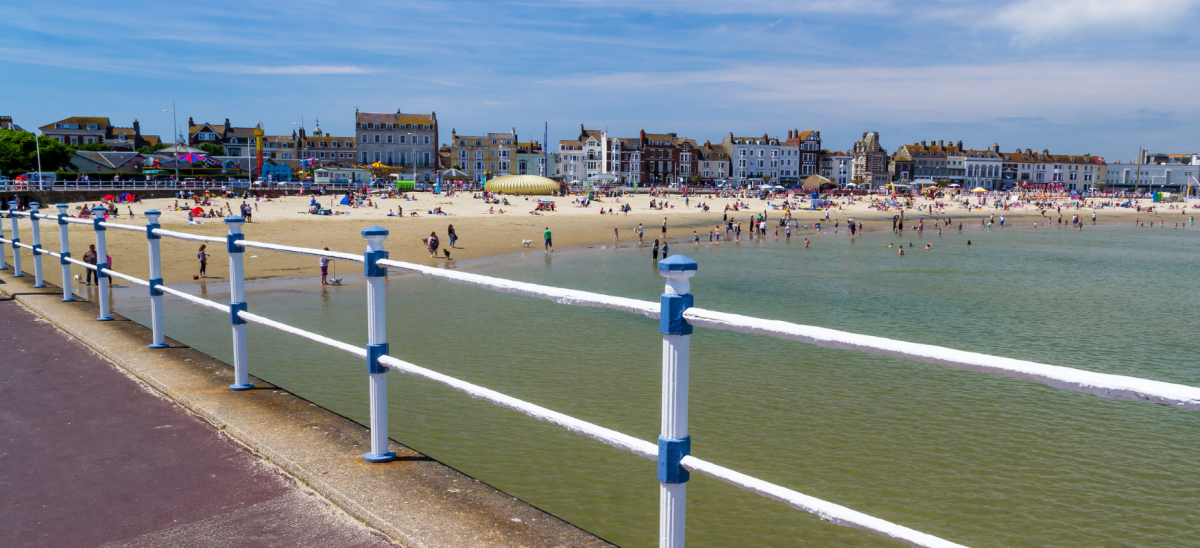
7;200;17;206
224;215;245;226
29;202;40;210
361;225;389;239
658;255;698;274
144;210;161;221
56;203;69;211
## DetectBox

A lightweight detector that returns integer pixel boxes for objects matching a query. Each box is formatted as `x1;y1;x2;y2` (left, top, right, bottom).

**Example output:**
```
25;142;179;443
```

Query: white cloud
553;0;890;14
992;0;1200;43
540;60;1200;124
189;65;371;75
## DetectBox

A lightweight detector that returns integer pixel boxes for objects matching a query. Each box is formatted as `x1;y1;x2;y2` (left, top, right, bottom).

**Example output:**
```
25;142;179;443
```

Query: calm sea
104;223;1200;547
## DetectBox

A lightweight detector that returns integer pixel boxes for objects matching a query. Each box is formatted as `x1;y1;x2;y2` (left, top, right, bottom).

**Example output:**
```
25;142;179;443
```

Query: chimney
788;130;793;139
921;140;926;146
188;117;194;127
957;140;963;150
225;118;230;128
938;140;944;147
994;143;1000;153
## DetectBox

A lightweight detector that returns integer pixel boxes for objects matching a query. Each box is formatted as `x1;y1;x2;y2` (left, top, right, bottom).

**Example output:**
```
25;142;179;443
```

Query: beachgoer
448;224;458;248
319;248;330;285
83;244;98;285
428;231;440;258
197;244;208;278
544;227;553;253
652;239;660;260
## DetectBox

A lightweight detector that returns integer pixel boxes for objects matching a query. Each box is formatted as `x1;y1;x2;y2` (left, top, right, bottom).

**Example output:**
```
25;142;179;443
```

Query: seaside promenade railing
4;202;1200;548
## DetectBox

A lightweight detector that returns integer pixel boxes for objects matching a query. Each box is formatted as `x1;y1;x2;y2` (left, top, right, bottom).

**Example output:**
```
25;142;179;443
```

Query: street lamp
163;102;180;183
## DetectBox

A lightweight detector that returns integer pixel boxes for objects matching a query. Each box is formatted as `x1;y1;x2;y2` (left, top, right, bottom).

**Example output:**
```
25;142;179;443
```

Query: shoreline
6;193;1190;285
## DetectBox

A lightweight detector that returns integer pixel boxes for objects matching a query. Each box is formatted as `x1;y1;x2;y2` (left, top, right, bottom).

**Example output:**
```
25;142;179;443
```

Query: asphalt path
0;295;396;547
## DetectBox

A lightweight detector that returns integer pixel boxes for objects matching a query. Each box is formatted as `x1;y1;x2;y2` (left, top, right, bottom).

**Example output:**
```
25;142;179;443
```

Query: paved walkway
0;295;396;547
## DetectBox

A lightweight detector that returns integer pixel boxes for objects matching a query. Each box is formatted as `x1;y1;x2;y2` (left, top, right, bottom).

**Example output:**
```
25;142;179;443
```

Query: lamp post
163;101;180;183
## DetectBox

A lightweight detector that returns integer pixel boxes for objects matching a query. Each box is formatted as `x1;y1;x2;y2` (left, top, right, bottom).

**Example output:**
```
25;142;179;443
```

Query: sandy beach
14;191;1189;285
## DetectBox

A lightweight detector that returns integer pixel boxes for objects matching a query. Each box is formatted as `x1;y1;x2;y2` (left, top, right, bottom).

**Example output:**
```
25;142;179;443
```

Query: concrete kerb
0;272;613;548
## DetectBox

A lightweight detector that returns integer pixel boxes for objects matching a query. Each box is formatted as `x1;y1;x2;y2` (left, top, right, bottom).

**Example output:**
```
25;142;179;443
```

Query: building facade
298;124;356;167
696;141;730;182
355;110;439;181
1104;161;1193;192
723;133;784;186
960;145;1004;190
890;140;961;182
450;129;517;182
851;131;889;187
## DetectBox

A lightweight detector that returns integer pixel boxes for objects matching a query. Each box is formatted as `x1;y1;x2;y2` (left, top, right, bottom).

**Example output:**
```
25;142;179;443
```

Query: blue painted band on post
146;223;160;240
658;255;699;271
230;301;248;324
363;249;388;277
363;450;397;463
58;214;68;226
60;251;70;265
226;233;244;253
96;267;108;279
10;238;18;249
660;293;694;336
93;218;105;231
31;243;41;256
658;435;691;484
367;342;389;374
149;277;163;296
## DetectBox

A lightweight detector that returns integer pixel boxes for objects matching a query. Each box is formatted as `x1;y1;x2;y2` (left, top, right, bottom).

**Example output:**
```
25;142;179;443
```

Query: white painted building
961;145;1004;190
722;133;784;186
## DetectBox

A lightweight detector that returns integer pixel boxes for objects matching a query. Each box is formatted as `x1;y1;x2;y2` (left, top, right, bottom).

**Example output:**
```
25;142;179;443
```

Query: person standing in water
652;239;660;260
637;223;644;244
447;224;458;248
543;227;553;254
319;248;331;285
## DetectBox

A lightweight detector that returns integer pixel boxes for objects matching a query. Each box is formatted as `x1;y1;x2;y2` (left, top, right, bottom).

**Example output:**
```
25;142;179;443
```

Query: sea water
104;224;1200;547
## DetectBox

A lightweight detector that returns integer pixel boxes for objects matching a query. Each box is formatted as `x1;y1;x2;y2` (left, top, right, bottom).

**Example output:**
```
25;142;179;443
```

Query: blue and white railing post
362;225;397;463
225;216;253;391
56;204;75;302
9;201;23;277
657;255;697;548
0;205;8;270
29;202;46;288
91;206;113;321
145;210;168;348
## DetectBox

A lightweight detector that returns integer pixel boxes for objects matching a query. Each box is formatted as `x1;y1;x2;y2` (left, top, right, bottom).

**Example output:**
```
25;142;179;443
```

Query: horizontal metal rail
150;227;225;244
681;308;1200;410
376;258;660;318
237;239;364;263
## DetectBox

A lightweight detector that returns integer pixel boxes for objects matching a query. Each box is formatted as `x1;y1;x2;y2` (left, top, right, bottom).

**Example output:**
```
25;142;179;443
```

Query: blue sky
3;0;1198;160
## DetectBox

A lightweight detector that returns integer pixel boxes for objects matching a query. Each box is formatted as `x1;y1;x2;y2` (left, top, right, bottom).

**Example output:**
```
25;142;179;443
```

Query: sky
3;0;1199;160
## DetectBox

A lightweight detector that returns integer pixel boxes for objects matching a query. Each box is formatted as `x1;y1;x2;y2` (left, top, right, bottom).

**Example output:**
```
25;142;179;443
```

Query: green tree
197;143;226;156
0;129;75;176
762;174;773;184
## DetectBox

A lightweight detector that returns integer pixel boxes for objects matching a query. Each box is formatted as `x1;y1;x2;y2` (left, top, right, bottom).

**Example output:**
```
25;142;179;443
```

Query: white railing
4;201;1199;548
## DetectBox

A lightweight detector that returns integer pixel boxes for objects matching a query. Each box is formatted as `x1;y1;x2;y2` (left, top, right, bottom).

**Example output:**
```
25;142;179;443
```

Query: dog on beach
521;239;533;247
73;274;81;282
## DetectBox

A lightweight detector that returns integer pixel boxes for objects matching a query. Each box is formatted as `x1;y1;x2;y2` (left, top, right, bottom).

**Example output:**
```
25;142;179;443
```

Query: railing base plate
363;451;397;463
228;383;255;391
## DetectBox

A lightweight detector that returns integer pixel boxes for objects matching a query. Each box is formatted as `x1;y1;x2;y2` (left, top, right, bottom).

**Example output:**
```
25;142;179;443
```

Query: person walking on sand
319;248;331;285
448;224;458;248
83;244;98;285
543;227;553;254
197;244;208;278
428;231;440;258
614;227;619;242
662;217;668;237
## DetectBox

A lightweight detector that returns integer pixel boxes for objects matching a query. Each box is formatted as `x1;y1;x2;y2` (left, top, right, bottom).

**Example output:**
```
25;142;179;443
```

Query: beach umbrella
176;152;207;163
190;207;204;216
119;193;133;202
971;187;987;193
102;194;115;201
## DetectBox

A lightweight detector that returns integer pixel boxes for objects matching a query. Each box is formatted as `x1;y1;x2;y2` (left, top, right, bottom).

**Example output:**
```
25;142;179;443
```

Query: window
320;141;327;147
374;135;380;143
360;134;367;143
362;152;369;163
424;136;430;144
374;152;381;162
400;135;407;144
387;151;393;164
387;135;393;144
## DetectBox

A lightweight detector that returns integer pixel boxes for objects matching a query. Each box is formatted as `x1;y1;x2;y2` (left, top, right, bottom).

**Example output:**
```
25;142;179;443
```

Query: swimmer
925;243;931;250
804;238;809;248
967;240;972;245
887;243;894;248
908;242;914;247
898;247;904;257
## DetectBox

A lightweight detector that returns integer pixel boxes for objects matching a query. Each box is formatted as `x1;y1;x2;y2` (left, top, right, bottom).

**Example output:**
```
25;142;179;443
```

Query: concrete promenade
0;269;612;547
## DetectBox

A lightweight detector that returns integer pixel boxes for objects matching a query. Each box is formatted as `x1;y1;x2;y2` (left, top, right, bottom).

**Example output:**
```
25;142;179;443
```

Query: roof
40;117;111;131
74;151;143;168
356;111;436;125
